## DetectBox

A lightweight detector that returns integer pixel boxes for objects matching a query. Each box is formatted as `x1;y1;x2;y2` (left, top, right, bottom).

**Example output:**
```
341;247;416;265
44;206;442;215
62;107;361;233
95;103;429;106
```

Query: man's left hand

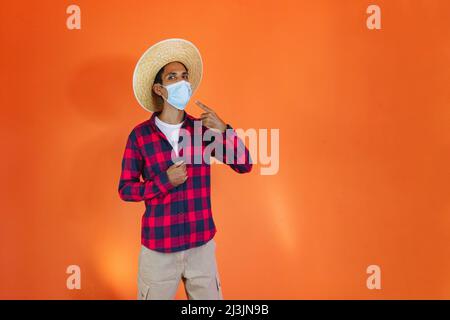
195;100;227;133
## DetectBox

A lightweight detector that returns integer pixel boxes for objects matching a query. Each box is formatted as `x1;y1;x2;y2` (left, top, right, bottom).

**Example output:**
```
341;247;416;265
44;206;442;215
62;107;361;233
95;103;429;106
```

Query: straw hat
132;38;203;112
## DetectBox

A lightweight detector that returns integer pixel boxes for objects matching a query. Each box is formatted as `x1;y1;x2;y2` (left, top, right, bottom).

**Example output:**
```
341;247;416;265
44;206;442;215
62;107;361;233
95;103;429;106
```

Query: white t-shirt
155;115;184;156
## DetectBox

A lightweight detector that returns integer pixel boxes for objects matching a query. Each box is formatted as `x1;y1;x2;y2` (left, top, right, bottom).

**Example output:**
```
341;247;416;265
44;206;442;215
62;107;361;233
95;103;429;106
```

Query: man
118;38;252;300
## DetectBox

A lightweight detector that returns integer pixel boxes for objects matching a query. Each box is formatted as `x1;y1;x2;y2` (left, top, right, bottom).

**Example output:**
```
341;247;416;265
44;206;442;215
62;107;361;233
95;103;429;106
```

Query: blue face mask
161;80;193;110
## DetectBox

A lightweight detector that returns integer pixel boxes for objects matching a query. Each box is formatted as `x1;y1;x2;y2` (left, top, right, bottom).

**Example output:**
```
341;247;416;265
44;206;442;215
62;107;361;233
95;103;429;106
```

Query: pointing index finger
195;100;213;113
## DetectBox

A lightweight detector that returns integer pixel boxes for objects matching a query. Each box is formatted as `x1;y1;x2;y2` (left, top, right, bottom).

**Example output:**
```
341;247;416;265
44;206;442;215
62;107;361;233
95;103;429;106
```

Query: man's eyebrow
166;71;189;77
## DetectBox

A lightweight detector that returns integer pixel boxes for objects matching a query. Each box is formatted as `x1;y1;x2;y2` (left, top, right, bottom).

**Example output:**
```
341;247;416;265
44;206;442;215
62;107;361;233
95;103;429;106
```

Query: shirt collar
149;110;194;132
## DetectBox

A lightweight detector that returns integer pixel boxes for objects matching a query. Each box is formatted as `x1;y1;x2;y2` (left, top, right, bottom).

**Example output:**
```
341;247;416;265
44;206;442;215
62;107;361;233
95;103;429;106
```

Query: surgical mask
161;80;193;110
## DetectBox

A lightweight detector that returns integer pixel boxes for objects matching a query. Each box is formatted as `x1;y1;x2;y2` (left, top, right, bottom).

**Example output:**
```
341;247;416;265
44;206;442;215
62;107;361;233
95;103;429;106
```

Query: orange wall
0;0;449;299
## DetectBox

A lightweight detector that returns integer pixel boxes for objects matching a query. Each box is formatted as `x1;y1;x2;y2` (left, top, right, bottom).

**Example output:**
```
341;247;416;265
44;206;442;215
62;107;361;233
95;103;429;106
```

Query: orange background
1;0;449;299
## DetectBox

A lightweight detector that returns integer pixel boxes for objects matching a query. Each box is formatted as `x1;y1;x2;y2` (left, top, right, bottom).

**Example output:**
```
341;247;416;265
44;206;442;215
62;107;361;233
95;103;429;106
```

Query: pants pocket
137;276;150;300
216;273;223;300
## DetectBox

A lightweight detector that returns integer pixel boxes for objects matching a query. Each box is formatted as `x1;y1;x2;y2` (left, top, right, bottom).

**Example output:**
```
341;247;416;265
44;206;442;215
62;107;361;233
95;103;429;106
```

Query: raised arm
196;100;252;174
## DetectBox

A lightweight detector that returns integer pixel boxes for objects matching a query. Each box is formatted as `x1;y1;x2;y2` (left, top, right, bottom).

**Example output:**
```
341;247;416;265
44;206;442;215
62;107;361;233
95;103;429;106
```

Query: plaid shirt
118;110;252;253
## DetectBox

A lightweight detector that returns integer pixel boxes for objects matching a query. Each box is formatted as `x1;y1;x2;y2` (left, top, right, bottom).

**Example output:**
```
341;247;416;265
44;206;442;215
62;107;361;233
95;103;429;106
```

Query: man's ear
152;83;163;97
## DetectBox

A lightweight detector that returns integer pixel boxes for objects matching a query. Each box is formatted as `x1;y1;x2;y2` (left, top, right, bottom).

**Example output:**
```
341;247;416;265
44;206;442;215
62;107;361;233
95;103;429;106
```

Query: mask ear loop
159;84;168;102
159;84;176;109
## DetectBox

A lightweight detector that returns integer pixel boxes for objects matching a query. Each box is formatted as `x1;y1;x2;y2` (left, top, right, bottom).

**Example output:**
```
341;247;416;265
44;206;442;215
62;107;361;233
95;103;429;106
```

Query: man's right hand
167;160;188;187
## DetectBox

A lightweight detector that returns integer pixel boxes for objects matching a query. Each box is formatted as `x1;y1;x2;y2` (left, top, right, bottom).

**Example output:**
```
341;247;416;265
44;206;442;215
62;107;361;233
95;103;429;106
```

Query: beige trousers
137;238;223;300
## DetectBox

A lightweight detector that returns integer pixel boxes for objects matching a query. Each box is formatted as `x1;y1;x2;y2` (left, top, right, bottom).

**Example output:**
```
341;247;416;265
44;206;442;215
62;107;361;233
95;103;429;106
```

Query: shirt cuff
222;123;233;136
223;123;237;141
153;170;175;194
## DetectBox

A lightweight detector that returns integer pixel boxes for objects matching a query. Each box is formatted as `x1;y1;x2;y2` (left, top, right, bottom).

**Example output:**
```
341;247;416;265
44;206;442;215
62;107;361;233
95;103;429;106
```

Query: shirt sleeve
206;124;253;174
118;129;175;202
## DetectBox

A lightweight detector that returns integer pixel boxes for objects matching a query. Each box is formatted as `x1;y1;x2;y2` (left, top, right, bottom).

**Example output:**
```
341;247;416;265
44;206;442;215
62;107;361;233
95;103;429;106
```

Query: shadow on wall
61;56;147;299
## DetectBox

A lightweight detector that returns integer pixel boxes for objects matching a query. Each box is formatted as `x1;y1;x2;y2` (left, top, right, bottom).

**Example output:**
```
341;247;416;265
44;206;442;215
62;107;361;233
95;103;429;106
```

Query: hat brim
132;38;203;112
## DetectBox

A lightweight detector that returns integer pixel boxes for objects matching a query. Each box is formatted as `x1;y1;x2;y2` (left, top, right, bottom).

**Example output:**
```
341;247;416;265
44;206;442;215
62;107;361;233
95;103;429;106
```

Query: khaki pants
137;238;223;300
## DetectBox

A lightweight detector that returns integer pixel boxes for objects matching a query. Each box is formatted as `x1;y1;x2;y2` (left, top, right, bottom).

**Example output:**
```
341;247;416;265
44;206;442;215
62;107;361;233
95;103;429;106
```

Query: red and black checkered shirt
118;110;252;253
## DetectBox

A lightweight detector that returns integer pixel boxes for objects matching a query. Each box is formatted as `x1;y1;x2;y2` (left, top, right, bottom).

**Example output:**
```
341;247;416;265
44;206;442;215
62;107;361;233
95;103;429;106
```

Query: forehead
163;61;188;74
